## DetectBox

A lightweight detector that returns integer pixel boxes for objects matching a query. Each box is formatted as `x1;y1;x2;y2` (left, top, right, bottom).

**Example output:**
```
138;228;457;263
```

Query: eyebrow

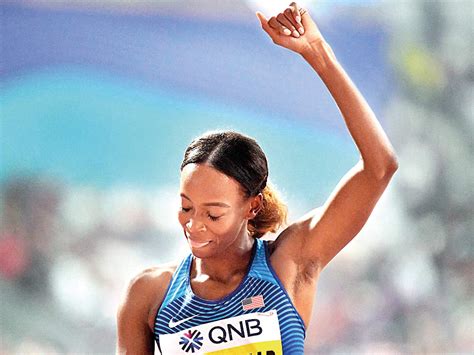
180;193;231;208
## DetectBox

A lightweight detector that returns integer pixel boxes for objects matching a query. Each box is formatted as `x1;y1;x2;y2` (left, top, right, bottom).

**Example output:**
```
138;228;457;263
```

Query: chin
188;239;233;259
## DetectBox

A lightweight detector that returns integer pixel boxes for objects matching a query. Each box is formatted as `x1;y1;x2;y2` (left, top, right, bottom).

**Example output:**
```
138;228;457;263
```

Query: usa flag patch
242;295;265;311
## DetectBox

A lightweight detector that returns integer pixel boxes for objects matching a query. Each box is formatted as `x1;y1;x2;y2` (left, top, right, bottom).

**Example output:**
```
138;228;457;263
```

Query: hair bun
248;182;287;239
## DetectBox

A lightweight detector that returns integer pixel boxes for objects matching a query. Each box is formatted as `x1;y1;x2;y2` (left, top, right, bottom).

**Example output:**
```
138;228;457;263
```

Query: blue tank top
153;238;306;354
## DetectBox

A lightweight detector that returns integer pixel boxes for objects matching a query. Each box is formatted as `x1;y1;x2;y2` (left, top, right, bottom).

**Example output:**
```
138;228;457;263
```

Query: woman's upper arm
297;161;397;269
275;160;397;271
116;267;173;355
275;163;398;270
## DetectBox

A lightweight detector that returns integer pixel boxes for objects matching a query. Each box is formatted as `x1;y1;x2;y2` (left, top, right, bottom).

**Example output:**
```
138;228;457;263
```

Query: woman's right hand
256;2;325;56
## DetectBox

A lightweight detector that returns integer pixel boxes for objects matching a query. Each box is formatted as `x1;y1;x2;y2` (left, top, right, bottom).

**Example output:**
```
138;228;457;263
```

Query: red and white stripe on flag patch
241;295;265;311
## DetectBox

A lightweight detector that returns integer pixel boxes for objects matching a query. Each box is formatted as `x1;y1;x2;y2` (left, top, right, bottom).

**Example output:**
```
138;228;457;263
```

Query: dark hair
180;130;287;238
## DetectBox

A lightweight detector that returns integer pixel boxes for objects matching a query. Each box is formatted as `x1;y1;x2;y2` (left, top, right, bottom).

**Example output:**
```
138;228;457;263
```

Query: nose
186;217;206;234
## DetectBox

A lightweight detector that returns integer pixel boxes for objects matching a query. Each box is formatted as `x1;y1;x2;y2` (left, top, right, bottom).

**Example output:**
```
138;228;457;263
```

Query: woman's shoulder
119;263;179;331
121;263;179;307
116;263;180;349
131;262;179;285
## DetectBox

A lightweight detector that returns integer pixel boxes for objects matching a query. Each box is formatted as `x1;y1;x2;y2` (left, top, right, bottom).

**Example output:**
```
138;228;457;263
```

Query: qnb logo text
208;318;263;344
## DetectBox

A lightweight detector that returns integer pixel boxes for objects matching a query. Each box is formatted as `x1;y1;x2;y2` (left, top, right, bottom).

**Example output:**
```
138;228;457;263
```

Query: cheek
176;210;245;238
215;214;246;236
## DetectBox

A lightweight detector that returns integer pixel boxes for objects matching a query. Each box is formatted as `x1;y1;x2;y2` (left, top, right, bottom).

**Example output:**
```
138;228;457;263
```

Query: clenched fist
256;2;325;56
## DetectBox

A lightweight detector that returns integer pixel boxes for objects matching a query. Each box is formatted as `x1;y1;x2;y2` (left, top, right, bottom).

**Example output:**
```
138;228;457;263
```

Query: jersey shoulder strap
158;253;192;312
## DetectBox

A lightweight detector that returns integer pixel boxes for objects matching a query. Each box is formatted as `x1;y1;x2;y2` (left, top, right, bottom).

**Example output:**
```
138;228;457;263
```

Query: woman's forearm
301;40;398;179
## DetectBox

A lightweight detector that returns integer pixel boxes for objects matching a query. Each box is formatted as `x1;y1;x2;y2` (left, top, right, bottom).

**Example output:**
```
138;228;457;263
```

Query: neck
193;231;255;283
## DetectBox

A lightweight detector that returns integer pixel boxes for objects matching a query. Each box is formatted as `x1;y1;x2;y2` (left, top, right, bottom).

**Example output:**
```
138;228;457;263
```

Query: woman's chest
190;277;243;301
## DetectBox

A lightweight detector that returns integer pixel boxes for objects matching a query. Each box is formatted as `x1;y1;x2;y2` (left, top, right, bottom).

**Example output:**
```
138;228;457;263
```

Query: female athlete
116;2;398;354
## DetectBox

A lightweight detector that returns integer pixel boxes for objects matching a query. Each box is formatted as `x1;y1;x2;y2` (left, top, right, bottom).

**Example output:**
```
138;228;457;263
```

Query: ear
246;193;263;220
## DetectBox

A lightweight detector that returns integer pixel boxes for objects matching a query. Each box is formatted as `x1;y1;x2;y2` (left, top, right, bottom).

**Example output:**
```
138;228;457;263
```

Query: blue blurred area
1;3;391;202
2;67;356;203
1;3;391;130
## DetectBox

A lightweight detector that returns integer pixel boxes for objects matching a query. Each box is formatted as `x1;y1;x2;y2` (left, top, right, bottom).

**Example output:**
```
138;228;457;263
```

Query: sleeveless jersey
153;238;306;354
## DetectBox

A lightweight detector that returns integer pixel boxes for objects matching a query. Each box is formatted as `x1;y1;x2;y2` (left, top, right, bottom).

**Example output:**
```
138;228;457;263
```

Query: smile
188;239;211;248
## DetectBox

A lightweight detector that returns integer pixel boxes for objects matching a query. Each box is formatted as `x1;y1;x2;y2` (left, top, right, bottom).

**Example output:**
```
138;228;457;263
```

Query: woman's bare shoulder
119;263;178;317
118;262;180;332
117;263;179;353
268;207;325;258
125;262;179;303
135;262;179;284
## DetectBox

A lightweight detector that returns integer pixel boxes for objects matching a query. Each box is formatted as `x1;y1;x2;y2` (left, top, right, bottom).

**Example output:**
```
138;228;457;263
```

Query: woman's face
178;163;254;258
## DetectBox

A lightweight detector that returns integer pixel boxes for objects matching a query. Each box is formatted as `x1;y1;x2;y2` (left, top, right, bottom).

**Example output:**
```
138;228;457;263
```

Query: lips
188;239;211;249
184;230;211;249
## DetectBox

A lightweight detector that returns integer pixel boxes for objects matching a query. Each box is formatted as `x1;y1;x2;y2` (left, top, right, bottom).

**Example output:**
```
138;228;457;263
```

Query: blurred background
1;0;472;353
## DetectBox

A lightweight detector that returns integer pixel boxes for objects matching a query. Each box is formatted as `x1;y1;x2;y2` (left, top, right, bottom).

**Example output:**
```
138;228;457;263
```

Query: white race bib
160;310;282;354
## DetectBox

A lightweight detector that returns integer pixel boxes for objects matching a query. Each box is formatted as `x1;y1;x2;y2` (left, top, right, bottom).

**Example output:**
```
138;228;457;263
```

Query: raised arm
256;3;398;271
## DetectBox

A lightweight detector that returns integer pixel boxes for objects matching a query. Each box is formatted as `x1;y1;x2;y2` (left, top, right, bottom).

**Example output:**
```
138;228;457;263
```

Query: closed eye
181;207;221;221
208;214;220;221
